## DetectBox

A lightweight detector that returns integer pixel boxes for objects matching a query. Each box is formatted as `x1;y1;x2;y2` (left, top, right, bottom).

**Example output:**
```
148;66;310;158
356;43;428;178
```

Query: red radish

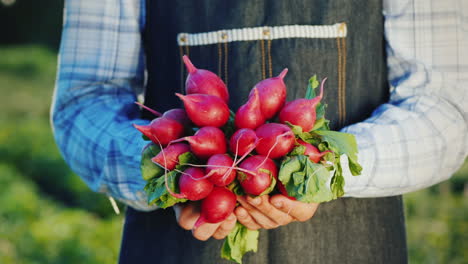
279;78;327;132
194;187;236;228
229;128;258;157
163;108;191;127
183;55;229;103
237;155;278;196
235;87;266;130
134;103;191;128
172;126;227;160
178;167;214;201
206;154;236;186
255;123;295;159
133;117;184;146
250;68;288;119
176;93;229;128
297;140;331;163
151;143;190;170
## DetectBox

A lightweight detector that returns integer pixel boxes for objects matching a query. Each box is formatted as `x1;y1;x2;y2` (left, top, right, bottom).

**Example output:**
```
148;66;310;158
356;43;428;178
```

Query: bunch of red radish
134;55;329;228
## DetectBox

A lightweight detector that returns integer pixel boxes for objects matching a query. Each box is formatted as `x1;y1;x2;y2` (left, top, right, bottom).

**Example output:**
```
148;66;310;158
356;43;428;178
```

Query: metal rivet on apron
220;32;228;41
179;34;187;43
263;28;270;36
338;23;347;36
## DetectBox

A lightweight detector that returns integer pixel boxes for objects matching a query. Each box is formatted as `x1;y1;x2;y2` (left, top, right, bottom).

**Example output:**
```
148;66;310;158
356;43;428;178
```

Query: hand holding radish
235;194;319;230
136;56;362;263
176;202;237;241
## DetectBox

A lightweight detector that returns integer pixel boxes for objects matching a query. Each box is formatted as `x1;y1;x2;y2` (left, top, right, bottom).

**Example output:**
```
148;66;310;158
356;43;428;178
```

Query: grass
0;45;466;263
0;45;123;264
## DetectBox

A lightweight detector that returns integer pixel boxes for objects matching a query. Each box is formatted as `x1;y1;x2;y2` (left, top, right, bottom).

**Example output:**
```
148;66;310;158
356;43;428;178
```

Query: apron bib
119;1;408;263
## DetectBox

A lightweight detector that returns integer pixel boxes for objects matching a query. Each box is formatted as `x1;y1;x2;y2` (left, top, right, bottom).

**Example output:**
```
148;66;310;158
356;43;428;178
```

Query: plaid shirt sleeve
50;0;156;211
342;0;468;197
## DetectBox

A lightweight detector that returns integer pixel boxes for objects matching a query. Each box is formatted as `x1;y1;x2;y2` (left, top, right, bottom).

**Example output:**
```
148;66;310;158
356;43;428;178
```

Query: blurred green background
0;1;467;263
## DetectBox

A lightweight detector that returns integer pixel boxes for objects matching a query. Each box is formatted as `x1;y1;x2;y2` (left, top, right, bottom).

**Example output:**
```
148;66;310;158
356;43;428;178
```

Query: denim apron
119;1;408;263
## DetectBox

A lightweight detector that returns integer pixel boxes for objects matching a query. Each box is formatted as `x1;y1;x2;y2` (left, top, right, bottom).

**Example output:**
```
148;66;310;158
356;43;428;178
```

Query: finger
270;194;319;222
237;196;280;229
235;206;262;230
178;203;200;230
192;222;221;241
212;213;237;240
246;195;293;226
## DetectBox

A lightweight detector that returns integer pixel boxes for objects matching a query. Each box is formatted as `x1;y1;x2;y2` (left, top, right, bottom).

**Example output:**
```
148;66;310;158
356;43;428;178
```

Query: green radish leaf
237;171;248;182
221;223;259;264
313;131;357;159
221;110;237;139
348;156;363;176
311;118;325;131
330;162;345;198
257;169;277;196
142;134;151;141
175;151;198;170
140;143;163;181
289;145;306;156
317;142;329;152
314;130;361;176
227;179;245;196
284;121;331;146
322;151;336;167
278;155;334;203
288;122;304;135
315;103;327;122
305;75;328;128
305;75;320;99
311;116;330;131
144;171;187;208
285;122;315;142
229;109;237;119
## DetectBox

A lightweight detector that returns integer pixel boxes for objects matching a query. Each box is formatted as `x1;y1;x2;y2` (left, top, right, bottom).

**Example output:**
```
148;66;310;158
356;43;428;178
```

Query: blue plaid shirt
51;0;468;211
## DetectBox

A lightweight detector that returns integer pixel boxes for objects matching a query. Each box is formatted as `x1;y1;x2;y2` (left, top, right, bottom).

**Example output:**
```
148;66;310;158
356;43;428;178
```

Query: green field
0;45;466;263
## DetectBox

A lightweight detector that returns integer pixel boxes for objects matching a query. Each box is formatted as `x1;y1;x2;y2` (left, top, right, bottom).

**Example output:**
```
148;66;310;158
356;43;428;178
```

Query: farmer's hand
175;202;237;241
235;194;319;230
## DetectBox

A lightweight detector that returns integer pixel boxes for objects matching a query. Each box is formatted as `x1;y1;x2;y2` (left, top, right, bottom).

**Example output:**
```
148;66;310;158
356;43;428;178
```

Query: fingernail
273;201;283;208
250;197;261;205
228;214;236;220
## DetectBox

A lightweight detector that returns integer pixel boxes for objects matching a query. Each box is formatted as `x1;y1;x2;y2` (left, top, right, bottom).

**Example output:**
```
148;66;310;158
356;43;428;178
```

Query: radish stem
134;101;162;117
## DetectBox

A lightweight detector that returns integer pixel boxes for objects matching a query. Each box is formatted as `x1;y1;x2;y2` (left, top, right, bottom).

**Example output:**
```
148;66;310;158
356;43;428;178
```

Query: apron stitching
224;41;229;88
342;36;347;125
336;35;348;127
217;42;223;79
260;39;266;80
267;38;273;78
263;28;273;78
337;23;348;126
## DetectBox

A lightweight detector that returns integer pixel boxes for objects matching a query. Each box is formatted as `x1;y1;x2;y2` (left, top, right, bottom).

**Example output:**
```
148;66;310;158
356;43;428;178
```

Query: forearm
51;79;154;211
342;92;467;197
341;0;468;197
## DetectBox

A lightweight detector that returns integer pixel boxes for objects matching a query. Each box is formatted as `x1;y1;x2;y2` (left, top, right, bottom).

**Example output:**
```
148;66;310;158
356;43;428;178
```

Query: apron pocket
177;23;348;127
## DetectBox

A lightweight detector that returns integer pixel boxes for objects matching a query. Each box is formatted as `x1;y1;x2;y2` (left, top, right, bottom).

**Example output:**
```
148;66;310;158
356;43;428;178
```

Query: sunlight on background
1;0;16;7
